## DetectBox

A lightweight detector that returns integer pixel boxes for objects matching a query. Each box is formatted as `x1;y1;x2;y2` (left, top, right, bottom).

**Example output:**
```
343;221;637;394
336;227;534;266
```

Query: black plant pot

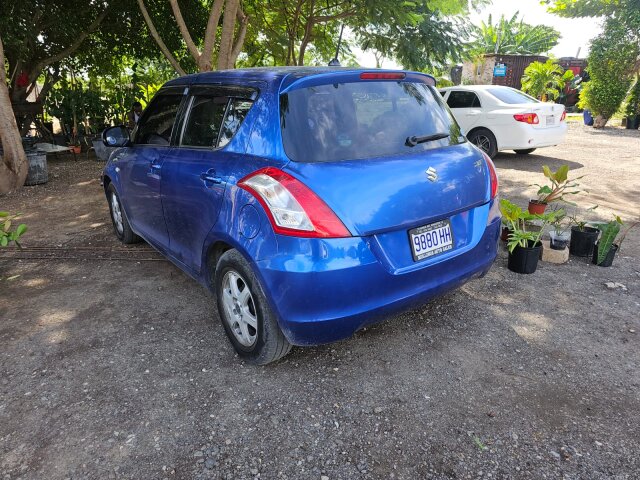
592;243;618;267
625;115;640;130
569;226;599;257
550;237;569;250
508;240;542;274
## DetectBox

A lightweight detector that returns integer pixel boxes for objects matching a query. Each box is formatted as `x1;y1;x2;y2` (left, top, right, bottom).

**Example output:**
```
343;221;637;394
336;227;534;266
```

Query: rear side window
487;88;539;104
181;96;228;147
135;93;183;145
219;100;253;147
181;97;254;148
280;81;463;163
446;91;481;108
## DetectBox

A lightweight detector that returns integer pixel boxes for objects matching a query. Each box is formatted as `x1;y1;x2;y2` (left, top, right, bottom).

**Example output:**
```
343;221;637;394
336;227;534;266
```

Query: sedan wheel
467;128;497;159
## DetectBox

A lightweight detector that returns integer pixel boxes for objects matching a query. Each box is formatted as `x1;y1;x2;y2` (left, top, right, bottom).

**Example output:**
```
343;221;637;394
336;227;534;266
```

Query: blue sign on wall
493;64;507;77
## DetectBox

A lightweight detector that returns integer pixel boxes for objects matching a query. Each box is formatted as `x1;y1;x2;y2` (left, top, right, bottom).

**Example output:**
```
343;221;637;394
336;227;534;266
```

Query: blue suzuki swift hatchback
102;67;501;364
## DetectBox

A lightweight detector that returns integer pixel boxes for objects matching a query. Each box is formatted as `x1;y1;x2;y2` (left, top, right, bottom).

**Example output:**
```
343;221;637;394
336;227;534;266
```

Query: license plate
409;220;454;261
545;115;555;126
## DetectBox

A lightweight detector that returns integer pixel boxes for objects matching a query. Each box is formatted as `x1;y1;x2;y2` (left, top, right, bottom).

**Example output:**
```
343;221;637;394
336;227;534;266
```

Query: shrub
580;19;639;127
0;212;27;247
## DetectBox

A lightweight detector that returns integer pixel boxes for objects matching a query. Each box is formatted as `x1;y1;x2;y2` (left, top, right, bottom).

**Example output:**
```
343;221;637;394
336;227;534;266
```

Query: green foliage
533;164;584;204
499;199;562;252
468;12;560;56
349;0;489;71
593;216;622;264
624;76;640;117
521;60;575;101
577;9;640;123
0;212;27;248
544;0;624;18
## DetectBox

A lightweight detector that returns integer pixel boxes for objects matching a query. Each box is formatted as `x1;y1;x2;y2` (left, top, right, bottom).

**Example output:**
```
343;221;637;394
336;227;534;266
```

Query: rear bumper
498;122;568;150
255;207;501;346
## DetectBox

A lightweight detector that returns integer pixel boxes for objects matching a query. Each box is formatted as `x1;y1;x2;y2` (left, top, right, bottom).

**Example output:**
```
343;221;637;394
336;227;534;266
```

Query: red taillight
238;167;351;238
513;113;539;125
560;110;567;122
359;72;406;80
482;152;499;199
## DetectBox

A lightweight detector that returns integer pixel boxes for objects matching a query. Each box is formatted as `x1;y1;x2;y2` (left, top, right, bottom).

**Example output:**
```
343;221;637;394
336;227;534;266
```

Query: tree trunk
593;114;609;128
0;35;28;195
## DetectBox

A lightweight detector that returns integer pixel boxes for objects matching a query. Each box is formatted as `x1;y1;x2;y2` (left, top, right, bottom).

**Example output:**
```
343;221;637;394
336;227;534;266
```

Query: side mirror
102;126;131;147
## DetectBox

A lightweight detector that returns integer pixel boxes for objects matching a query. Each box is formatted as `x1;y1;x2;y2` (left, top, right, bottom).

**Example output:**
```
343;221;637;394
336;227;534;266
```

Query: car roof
164;67;436;89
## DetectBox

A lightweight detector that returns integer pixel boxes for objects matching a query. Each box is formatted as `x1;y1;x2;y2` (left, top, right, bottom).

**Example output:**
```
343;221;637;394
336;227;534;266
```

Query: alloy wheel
110;193;124;235
221;270;258;347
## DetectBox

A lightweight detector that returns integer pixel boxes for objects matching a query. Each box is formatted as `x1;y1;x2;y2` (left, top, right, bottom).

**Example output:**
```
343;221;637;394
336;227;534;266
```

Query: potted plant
529;165;584;214
568;207;599;257
592;217;638;267
548;209;570;250
500;199;558;274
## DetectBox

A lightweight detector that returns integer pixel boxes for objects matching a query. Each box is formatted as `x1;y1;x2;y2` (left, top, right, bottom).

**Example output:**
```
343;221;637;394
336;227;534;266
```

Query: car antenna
328;24;345;67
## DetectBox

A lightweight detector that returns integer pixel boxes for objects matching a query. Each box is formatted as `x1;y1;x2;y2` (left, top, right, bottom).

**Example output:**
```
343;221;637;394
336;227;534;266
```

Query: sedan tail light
238;167;351;238
560;110;567;122
482;152;499;199
513;113;539;125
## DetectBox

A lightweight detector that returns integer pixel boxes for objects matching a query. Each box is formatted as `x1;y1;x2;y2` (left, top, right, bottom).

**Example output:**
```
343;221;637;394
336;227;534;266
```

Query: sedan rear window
280;81;464;163
487;88;539;104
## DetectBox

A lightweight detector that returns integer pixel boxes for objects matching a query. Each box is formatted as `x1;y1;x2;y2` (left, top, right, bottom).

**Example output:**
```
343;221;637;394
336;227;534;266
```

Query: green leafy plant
593;216;623;265
521;59;575;101
500;199;561;252
549;208;570;235
533;165;584;204
0;212;27;247
567;205;598;231
468;12;560;56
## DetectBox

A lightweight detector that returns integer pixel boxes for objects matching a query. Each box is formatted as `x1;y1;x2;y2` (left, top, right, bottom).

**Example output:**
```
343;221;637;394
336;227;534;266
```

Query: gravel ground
1;123;639;480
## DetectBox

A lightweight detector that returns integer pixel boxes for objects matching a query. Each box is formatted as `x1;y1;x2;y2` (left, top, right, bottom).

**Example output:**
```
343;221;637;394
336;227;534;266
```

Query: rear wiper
405;132;449;147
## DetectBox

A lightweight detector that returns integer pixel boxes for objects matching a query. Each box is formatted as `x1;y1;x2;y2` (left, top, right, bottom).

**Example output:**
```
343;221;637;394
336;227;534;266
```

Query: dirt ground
1;123;639;480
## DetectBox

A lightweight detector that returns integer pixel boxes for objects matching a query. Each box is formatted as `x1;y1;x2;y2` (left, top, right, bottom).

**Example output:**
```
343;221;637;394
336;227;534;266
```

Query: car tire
214;249;292;365
468;128;498;159
106;183;140;244
513;148;537;155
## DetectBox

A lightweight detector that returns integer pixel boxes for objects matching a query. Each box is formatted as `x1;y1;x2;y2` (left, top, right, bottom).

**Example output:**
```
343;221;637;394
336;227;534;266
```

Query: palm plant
469;13;560;56
521;60;575;101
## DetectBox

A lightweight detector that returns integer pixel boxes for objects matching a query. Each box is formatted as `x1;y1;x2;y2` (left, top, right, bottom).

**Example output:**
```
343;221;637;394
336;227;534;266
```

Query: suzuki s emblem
426;166;438;182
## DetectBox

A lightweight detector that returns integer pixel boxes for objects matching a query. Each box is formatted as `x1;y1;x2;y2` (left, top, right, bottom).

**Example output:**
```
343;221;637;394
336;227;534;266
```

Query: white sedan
439;85;568;158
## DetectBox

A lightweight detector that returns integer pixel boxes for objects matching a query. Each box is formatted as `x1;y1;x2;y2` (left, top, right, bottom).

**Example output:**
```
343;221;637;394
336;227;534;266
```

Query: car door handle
200;171;222;185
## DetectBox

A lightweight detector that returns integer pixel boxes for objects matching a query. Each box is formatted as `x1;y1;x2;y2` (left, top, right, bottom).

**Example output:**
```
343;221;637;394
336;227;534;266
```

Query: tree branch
33;8;109;80
312;8;357;23
169;0;202;62
200;0;225;71
230;10;249;67
217;0;240;70
137;0;186;76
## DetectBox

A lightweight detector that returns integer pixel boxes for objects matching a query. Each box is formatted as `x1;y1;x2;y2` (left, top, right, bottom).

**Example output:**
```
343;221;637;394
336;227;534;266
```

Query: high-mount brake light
238;167;351;238
359;72;406;80
481;152;499;199
513;113;539;125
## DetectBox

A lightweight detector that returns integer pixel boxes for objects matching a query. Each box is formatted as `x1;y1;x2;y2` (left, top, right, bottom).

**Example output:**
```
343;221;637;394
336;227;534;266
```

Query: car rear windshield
487;87;539;104
280;80;464;163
